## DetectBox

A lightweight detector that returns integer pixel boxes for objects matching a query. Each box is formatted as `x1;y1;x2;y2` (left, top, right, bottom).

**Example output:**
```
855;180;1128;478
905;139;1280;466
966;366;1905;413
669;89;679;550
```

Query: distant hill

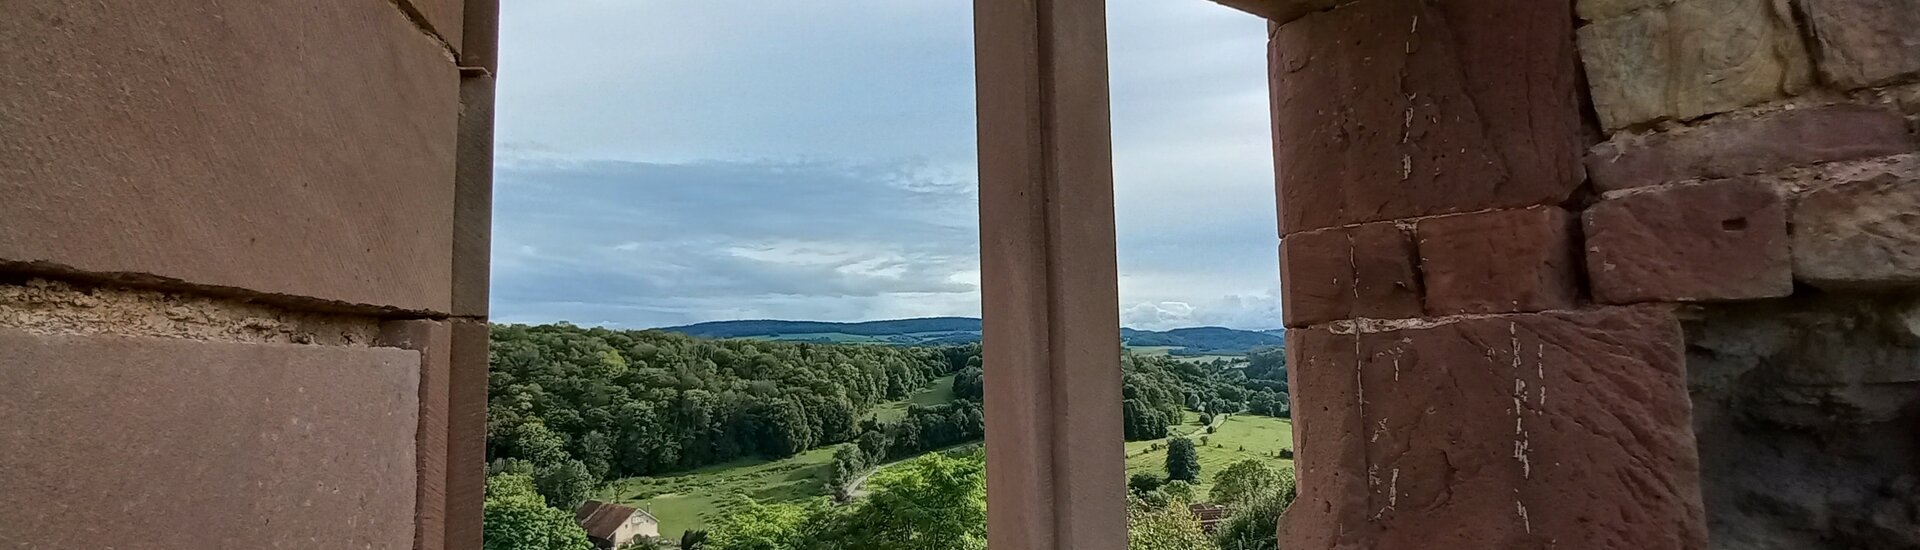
657;317;1284;356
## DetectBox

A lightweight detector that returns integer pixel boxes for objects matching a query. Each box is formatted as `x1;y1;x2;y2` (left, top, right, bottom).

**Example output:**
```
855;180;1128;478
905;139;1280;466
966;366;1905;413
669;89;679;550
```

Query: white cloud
491;0;1281;329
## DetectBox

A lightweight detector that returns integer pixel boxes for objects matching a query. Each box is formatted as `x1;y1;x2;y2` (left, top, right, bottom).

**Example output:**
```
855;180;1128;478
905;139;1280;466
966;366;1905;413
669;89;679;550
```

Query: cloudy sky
491;0;1278;331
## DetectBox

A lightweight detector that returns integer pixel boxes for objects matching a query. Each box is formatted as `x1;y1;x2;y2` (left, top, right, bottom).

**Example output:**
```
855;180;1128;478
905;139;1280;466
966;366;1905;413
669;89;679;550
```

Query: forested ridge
487;323;976;506
659;317;1287;355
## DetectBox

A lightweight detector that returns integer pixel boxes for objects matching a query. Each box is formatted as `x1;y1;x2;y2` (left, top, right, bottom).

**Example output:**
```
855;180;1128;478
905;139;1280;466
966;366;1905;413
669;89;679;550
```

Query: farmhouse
575;500;660;549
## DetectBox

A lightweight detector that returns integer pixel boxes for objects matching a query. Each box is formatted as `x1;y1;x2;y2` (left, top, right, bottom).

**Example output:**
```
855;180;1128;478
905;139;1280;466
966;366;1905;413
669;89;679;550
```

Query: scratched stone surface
1288;307;1705;548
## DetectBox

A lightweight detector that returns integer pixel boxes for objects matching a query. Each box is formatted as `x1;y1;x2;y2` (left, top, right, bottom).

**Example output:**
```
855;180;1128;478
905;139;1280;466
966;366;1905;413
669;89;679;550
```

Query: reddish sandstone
1269;0;1583;234
0;330;420;549
1286;308;1706;549
1281;228;1355;327
1416;207;1580;315
1281;222;1423;327
1585;180;1791;304
1587;104;1915;192
1282;326;1369;549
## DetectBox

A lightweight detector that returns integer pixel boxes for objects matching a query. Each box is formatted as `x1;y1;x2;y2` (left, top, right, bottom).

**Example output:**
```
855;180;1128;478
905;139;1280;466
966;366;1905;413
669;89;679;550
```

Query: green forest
483;323;1293;550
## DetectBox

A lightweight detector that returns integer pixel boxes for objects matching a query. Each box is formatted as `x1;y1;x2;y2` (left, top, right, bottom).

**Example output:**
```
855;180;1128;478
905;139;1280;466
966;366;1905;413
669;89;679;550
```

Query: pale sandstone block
1794;155;1920;289
1802;0;1920;89
1578;0;1813;130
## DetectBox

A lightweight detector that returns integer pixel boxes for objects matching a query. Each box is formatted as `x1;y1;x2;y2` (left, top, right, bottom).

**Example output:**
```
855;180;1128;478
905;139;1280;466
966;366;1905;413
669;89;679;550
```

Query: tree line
486;323;971;508
483;323;1294;548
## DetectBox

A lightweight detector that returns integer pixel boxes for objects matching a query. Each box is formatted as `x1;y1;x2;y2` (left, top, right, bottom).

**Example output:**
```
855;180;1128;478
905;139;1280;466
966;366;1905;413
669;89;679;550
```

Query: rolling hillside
658;317;1285;355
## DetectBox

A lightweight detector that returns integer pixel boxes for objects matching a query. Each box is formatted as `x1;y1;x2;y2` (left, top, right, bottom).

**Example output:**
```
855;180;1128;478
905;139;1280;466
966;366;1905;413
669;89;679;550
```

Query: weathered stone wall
0;1;496;548
1577;0;1920;546
1267;0;1918;547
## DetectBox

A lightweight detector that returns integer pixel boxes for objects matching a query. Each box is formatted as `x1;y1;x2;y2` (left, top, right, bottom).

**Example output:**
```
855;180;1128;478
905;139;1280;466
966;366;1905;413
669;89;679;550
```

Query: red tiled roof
575;500;641;540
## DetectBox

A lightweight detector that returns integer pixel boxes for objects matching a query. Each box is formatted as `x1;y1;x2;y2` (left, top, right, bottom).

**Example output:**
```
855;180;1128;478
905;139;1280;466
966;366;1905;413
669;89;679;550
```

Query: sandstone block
1803;0;1920;89
1794;155;1920;289
446;319;490;550
1578;0;1813;130
462;0;500;71
453;74;496;317
0;330;419;549
1588;103;1915;191
1282;326;1370;550
1349;222;1424;320
1586;180;1791;303
1281;222;1423;327
1347;307;1705;548
0;0;458;312
1287;308;1706;548
1281;228;1354;327
380;320;453;550
1271;0;1583;234
1416;207;1579;315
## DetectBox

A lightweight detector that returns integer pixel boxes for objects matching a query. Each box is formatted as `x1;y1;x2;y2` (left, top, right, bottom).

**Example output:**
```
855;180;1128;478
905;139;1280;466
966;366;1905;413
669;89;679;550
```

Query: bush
483;473;593;550
1129;472;1166;496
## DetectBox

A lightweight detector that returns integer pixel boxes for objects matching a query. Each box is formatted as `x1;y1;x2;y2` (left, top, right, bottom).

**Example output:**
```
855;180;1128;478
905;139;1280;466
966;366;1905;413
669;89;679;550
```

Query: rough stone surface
1685;296;1920;549
1586;180;1791;303
1281;222;1423;327
381;320;452;550
1802;0;1920;89
0;330;419;549
1281;229;1354;327
1270;0;1584;234
0;278;380;345
446;319;490;550
1588;103;1916;191
0;0;458;312
1577;0;1813;130
1793;155;1920;289
1280;326;1368;549
1288;307;1707;549
1416;207;1580;315
1349;223;1424;320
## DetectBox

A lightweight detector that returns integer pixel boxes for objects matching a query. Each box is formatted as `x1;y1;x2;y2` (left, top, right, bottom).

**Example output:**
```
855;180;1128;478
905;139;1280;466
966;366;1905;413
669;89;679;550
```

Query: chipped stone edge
0;278;385;346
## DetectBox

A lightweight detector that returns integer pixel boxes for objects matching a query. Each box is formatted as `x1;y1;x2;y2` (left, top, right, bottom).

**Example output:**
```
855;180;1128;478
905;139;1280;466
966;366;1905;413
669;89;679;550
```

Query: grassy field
598;375;958;537
596;376;1291;537
868;374;956;423
1124;414;1295;497
596;447;837;538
